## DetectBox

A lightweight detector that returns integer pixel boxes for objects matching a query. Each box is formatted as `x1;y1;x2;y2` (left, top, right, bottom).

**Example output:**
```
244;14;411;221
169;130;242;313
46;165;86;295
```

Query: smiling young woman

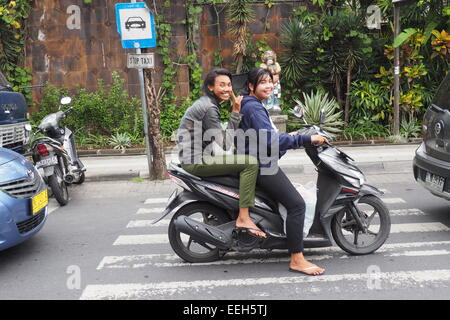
237;67;328;275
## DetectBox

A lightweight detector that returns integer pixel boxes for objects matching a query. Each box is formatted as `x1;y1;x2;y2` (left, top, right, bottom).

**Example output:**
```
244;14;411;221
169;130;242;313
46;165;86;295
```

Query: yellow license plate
32;189;48;215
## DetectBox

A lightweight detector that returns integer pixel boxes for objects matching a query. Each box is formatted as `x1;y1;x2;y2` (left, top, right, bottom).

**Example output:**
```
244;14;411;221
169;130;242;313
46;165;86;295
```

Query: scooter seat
203;175;277;209
203;175;240;188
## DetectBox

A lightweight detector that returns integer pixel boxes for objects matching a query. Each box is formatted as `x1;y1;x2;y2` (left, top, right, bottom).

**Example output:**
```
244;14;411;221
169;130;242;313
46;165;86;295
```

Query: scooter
153;108;391;263
30;96;86;205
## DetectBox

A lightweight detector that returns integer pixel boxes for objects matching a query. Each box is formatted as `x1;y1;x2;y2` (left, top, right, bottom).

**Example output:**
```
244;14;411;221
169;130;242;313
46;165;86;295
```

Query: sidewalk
80;143;420;182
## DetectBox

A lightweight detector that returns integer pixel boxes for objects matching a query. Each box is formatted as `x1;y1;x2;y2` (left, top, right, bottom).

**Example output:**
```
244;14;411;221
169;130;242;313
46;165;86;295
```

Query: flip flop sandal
234;227;267;239
289;266;325;276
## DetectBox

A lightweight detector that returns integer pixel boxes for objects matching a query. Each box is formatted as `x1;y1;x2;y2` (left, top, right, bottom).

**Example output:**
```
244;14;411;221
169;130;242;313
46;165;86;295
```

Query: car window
432;71;450;110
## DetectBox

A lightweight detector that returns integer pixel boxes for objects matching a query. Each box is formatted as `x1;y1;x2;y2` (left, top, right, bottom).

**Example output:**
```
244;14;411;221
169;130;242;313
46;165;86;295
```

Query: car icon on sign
125;16;146;30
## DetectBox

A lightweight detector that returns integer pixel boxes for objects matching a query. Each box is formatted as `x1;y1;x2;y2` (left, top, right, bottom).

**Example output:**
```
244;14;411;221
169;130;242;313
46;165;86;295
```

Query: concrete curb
84;160;413;182
78;140;422;158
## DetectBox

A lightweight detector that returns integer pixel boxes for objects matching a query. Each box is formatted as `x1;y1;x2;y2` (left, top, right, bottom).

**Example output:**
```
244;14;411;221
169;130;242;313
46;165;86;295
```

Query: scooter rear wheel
168;203;231;263
48;165;69;206
331;195;391;255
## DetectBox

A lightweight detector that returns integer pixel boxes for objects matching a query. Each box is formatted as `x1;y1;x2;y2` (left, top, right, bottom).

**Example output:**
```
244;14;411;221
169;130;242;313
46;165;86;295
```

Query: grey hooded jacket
177;95;242;165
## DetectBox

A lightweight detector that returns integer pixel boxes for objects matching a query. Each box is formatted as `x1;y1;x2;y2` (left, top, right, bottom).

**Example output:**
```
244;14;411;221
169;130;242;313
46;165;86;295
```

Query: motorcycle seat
203;175;277;209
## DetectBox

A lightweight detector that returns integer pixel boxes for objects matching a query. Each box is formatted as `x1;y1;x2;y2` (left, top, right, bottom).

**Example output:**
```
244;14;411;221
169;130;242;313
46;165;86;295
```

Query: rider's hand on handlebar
311;135;329;146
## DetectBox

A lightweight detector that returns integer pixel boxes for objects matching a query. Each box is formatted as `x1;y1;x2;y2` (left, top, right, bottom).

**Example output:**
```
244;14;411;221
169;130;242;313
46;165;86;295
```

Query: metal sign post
115;1;157;178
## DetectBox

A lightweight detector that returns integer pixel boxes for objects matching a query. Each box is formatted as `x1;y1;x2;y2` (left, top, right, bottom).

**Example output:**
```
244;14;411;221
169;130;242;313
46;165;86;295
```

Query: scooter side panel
151;190;200;224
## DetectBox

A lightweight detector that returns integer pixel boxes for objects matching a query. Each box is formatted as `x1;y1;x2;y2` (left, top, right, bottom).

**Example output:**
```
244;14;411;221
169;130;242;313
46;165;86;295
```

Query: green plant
109;133;132;153
226;0;255;73
31;72;143;144
350;80;391;121
400;117;422;139
0;0;33;103
341;118;391;141
293;90;344;136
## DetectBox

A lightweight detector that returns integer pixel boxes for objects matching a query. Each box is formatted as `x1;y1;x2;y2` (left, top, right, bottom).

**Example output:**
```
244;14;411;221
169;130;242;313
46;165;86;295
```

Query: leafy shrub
31;72;144;146
350;80;391;122
400;117;422;139
341;118;391;141
293;90;344;136
109;132;132;153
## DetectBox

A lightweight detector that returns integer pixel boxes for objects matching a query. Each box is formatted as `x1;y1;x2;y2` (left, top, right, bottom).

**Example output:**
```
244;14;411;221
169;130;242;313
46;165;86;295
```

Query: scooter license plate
32;189;48;215
36;156;58;168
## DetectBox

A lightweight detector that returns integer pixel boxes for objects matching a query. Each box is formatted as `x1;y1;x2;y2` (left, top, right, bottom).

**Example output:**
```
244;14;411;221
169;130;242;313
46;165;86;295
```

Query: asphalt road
0;169;449;301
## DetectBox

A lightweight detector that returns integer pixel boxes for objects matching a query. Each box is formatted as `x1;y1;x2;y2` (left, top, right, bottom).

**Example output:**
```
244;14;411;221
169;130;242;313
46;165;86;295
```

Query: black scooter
30;97;86;205
154;108;391;263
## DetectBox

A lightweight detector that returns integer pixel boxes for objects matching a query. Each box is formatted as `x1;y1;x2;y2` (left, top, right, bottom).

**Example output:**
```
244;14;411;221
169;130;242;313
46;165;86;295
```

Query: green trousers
182;154;258;208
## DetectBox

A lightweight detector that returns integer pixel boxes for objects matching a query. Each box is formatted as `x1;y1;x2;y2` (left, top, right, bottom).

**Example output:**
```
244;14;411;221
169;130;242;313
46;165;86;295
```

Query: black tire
168;203;231;263
48;165;69;206
331;195;390;255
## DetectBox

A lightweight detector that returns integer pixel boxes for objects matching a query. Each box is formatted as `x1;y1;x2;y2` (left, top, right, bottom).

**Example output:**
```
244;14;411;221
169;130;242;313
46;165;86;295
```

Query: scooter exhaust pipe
64;174;74;183
173;216;233;249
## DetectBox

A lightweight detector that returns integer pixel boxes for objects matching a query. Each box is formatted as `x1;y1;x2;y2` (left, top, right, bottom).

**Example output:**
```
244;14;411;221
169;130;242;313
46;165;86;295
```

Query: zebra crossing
79;190;450;300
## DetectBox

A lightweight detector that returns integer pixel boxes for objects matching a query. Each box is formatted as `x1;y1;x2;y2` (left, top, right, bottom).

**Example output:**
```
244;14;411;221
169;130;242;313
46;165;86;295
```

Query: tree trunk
236;54;244;74
144;68;168;180
344;62;353;123
335;74;343;108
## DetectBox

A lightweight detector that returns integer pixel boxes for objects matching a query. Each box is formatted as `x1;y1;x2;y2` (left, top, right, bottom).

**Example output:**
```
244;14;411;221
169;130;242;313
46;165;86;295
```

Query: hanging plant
226;0;255;74
0;0;33;101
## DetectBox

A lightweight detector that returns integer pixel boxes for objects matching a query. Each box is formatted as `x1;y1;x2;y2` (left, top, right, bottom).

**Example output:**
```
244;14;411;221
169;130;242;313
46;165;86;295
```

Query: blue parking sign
115;2;157;49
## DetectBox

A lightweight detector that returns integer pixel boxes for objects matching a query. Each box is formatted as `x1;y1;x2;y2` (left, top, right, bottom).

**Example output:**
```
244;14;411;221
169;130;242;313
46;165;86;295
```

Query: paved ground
0;166;449;301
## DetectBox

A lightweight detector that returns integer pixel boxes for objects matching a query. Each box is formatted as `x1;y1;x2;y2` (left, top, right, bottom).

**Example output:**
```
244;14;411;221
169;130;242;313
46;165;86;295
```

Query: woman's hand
230;90;243;113
311;135;329;146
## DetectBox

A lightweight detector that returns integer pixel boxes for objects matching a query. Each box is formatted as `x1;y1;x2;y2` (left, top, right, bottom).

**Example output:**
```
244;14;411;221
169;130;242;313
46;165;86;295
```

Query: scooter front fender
359;184;384;197
151;189;203;225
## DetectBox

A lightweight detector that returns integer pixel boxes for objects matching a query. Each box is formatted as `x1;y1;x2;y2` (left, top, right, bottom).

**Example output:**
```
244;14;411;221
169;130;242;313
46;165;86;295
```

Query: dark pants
257;167;305;253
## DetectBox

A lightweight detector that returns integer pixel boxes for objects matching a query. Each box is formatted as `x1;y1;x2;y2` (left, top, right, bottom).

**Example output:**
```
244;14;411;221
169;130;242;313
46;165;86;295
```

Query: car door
423;71;450;162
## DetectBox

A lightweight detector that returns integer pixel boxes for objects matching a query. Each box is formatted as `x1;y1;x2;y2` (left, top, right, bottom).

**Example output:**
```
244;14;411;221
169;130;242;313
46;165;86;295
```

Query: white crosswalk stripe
127;208;429;228
144;198;168;205
136;208;165;215
97;240;450;270
115;222;449;245
80;269;450;300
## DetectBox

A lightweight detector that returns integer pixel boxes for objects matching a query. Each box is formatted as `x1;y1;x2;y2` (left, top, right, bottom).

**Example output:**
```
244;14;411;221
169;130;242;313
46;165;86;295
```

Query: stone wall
25;1;306;104
198;1;308;75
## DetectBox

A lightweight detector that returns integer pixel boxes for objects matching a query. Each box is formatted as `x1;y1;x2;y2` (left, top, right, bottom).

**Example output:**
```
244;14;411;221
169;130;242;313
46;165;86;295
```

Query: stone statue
260;50;282;114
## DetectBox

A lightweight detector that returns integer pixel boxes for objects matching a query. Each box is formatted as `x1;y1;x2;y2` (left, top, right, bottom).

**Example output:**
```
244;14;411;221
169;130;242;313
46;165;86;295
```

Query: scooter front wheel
331;195;391;255
168;203;231;263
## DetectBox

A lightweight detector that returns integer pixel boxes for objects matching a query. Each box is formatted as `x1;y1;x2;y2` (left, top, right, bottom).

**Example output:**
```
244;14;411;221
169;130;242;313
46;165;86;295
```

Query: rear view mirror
60;97;72;105
293;106;305;119
319;109;326;125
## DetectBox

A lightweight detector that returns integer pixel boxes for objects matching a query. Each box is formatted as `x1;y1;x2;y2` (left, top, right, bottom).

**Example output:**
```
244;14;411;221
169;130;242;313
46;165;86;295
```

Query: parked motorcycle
30;97;86;206
153;108;391;263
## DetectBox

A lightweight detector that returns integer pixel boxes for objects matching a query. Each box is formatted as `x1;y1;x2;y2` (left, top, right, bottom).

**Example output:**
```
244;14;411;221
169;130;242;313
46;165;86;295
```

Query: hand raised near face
230;90;243;113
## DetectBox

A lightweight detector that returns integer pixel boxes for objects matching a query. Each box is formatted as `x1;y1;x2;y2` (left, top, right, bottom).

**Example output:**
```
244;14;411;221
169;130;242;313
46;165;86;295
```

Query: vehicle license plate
32;189;48;215
36;156;58;168
425;172;445;192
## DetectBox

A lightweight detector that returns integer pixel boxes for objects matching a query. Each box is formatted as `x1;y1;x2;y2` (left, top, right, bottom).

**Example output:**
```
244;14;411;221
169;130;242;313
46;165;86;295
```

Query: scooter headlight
342;174;365;188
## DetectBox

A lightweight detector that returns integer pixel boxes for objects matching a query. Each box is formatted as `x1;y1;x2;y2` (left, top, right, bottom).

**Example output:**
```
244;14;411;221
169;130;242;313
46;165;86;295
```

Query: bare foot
235;218;266;238
289;253;325;276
